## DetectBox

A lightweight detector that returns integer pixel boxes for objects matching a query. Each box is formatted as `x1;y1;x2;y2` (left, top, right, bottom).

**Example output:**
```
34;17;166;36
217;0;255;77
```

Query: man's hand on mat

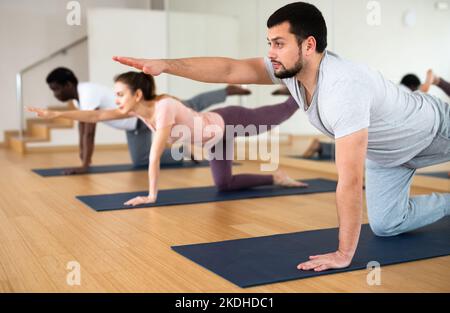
297;250;352;272
113;56;166;76
26;106;60;119
63;166;89;175
124;195;156;206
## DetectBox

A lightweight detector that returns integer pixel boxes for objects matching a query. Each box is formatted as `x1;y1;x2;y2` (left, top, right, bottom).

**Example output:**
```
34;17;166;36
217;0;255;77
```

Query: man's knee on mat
368;202;409;237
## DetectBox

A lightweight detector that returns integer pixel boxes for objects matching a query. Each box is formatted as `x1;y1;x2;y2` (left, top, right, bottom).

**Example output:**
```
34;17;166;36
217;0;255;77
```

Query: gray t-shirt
264;51;445;167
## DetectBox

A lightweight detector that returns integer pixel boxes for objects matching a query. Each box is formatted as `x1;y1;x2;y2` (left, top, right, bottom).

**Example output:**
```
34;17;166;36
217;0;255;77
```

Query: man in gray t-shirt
263;51;447;168
114;2;449;273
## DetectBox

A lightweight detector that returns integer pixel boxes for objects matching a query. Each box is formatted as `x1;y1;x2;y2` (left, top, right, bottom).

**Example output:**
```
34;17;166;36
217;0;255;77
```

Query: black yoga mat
77;178;337;211
32;160;212;177
172;217;450;288
418;171;449;179
289;155;334;162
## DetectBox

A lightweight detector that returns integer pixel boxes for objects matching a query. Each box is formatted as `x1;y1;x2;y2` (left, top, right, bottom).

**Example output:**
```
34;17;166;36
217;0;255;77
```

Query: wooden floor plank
0;146;448;292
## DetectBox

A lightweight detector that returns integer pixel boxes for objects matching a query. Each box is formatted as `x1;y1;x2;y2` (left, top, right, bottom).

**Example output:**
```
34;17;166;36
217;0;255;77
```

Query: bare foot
226;85;251;96
302;138;321;158
273;170;308;187
420;69;436;93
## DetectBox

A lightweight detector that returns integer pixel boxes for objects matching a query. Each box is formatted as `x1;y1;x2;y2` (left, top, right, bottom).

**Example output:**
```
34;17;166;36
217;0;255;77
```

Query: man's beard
274;54;303;79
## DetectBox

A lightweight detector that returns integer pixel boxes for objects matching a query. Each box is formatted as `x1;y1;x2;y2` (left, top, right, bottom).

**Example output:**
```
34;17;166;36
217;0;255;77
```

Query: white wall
2;0;449;143
77;8;169;146
0;0;149;143
167;0;334;135
166;0;273;130
167;12;239;106
84;9;239;146
88;8;168;89
333;0;450;102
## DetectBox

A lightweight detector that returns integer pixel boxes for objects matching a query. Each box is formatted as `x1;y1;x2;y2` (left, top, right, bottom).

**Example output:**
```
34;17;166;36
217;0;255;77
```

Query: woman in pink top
28;72;306;206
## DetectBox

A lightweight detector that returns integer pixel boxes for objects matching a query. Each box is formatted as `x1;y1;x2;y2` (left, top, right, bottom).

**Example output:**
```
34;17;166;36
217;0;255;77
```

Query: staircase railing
16;36;88;138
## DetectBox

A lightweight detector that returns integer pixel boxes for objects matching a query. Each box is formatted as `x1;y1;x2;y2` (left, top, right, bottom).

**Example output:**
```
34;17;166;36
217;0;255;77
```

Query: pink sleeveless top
133;97;225;145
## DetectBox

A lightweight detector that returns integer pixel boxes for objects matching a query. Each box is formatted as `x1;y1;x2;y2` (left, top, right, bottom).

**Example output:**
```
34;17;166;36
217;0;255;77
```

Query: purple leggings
210;96;298;191
438;77;450;97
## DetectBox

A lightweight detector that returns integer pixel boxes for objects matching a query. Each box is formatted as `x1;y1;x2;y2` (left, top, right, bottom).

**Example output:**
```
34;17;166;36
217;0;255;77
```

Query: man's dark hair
267;2;327;53
46;67;78;86
400;74;421;91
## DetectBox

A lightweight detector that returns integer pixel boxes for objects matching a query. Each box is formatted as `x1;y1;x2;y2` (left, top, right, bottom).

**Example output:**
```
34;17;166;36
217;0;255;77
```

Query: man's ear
305;36;317;56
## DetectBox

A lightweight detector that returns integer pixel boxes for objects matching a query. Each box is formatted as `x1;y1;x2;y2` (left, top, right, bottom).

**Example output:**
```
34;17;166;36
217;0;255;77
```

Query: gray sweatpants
365;100;450;236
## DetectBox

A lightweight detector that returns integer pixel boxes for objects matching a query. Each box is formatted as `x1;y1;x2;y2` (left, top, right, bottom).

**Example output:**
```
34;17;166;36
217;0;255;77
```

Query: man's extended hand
297;250;352;272
113;56;166;76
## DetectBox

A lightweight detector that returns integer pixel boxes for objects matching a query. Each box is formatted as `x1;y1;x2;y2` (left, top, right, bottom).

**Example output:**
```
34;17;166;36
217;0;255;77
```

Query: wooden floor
0;146;449;292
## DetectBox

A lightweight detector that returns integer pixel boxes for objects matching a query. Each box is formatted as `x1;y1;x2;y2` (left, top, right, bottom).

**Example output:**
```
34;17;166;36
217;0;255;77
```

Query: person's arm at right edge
112;56;274;85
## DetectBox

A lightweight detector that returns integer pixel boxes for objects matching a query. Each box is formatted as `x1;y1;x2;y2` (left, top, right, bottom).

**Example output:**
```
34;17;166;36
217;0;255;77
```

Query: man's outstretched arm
297;128;367;271
113;56;274;85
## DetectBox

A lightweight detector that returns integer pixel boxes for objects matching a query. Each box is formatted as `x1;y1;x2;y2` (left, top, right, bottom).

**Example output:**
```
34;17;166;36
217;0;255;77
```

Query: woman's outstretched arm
27;106;128;123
